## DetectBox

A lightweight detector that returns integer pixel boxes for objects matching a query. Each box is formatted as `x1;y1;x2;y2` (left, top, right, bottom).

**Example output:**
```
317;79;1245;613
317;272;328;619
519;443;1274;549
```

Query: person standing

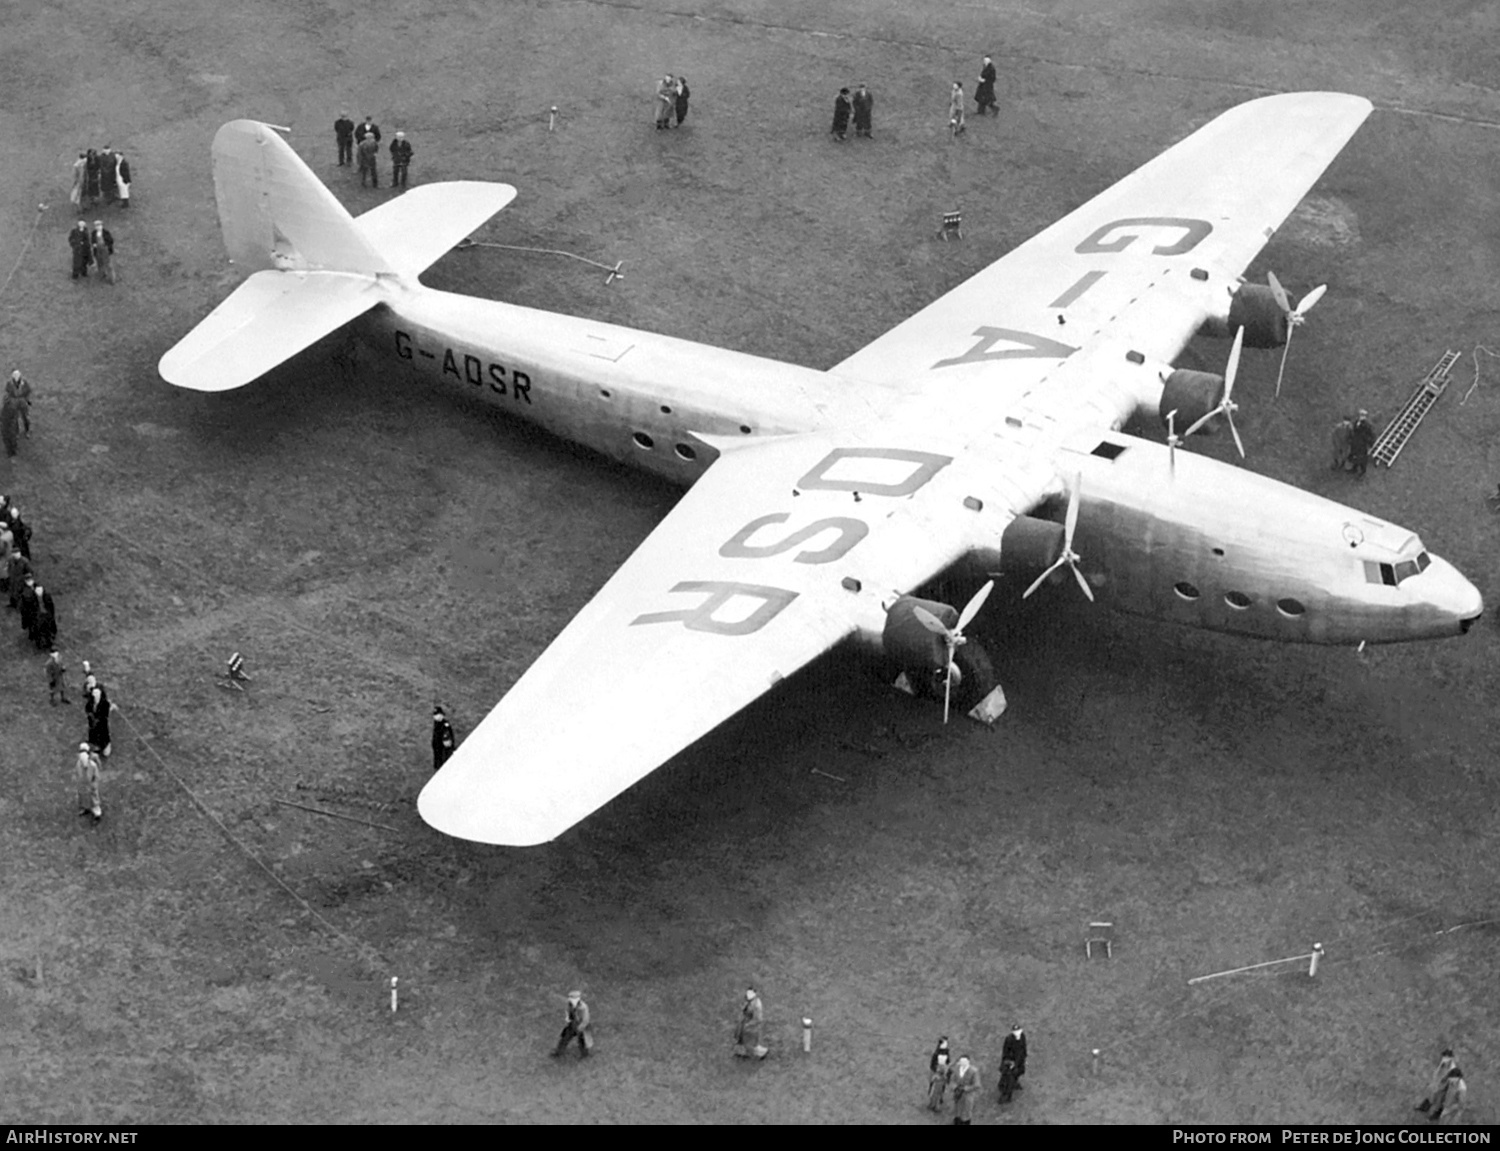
86;679;115;759
431;705;456;771
1349;408;1376;477
1433;1066;1467;1124
354;116;381;147
90;220;115;284
84;149;101;207
69;219;92;279
976;56;998;115
357;132;380;188
7;504;30;560
47;648;72;706
115;152;131;208
1002;1023;1028;1090
830;87;852;142
734;987;767;1059
674;76;691;127
6;540;31;609
19;574;39;638
654;75;676;129
851;83;874;138
76;742;103;824
389;131;413;188
1417;1049;1459;1114
950;1054;980;1125
949;81;967;136
1330;415;1353;471
927;1036;952;1112
0;397;17;459
6;371;33;438
551;990;593;1058
335;112;355;166
70;152;86;208
30;582;57;651
100;147;119;204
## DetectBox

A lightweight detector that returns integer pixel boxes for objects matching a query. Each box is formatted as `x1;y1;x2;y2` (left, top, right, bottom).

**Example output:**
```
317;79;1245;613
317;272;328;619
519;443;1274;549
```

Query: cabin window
1173;581;1200;601
1224;590;1253;609
1277;598;1306;617
674;443;697;461
599;388;612;399
633;432;654;450
660;404;673;414
739;424;753;434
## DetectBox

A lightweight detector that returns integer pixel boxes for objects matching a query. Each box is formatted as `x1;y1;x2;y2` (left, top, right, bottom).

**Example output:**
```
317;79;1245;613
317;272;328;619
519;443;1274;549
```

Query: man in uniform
69;219;92;279
47;648;72;706
734;987;767;1059
76;742;102;824
5;370;32;438
851;83;874;138
976;55;998;115
334;111;355;166
431;705;456;771
357;131;381;188
389;131;413;188
551;990;593;1058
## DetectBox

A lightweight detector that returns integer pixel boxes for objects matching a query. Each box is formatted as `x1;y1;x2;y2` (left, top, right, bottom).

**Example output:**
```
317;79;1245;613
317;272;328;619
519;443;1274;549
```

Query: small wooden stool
938;210;962;242
1085;921;1115;959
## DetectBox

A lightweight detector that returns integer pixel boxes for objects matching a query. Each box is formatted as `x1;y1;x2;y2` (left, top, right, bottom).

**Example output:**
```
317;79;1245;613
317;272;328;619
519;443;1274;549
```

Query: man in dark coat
356;133;380;188
0;399;17;459
851;83;873;138
84;149;101;206
334;112;355;166
389;132;413;188
1349;408;1376;477
69;219;92;279
31;582;57;651
6;371;33;438
674;76;690;127
86;678;114;758
18;574;39;638
354;117;381;146
1001;1024;1028;1089
831;87;852;141
431;706;456;771
6;547;31;610
100;147;119;203
976;56;998;115
7;505;30;559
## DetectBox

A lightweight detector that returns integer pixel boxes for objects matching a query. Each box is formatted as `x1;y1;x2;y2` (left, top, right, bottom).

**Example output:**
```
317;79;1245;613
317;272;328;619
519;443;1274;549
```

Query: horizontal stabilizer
355;182;517;279
158;270;383;391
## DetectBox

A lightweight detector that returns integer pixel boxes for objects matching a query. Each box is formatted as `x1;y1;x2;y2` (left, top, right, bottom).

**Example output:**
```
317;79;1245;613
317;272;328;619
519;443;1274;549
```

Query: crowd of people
69;146;132;211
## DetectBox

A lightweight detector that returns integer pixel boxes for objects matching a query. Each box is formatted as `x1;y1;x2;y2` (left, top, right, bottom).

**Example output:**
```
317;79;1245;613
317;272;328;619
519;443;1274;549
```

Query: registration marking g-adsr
631;447;953;636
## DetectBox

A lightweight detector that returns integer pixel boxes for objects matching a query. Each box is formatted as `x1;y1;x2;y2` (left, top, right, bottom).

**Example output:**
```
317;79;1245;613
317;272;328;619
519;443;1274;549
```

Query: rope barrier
0;203;47;308
1458;343;1500;405
453;238;623;283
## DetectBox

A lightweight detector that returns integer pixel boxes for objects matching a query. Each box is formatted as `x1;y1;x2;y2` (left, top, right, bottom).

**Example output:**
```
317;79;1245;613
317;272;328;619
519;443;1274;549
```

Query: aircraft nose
1426;554;1483;633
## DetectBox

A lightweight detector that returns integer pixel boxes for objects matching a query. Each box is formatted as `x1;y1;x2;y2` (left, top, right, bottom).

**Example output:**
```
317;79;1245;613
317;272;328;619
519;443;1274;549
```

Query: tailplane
160;120;516;391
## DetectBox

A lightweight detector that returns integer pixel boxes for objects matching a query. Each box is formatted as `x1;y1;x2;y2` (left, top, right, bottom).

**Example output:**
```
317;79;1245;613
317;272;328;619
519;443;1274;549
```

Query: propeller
1165;409;1181;476
1023;472;1095;605
1183;325;1246;458
912;579;995;724
1267;271;1327;399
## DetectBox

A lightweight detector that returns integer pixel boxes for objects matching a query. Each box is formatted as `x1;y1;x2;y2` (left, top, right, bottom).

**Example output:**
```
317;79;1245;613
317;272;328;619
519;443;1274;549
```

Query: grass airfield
1;0;1497;1125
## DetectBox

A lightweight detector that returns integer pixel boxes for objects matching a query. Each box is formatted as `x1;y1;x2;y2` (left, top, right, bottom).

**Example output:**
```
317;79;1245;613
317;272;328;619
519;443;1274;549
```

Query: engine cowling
998;515;1064;580
1158;368;1225;433
1226;283;1288;348
882;596;996;711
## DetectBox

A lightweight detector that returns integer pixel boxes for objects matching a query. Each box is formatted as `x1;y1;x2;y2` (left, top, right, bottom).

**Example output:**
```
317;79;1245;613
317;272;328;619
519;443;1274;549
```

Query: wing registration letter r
631;581;799;636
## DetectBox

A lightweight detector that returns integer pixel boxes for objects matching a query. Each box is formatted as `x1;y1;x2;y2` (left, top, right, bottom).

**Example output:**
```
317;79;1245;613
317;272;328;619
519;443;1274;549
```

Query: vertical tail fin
212;120;394;276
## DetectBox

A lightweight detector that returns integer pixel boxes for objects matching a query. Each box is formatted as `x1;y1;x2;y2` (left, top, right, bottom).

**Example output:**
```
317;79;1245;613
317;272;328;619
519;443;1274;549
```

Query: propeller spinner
911;579;994;725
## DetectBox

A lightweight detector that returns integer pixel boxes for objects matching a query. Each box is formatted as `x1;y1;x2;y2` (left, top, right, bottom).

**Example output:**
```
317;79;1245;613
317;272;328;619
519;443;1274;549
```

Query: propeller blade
1070;562;1096;602
1274;330;1294;399
942;661;954;724
956;579;995;632
1226;408;1246;458
1182;409;1217;439
1267;270;1291;314
1022;561;1063;600
912;604;951;637
1166;409;1178;475
1223;326;1245;400
1294;283;1327;318
1063;472;1081;548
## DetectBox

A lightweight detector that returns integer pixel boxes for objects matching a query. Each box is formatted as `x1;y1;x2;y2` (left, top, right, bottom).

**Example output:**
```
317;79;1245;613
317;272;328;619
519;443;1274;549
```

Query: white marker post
1091;1048;1101;1077
390;975;399;1012
1308;943;1324;977
549;106;557;132
802;1017;812;1053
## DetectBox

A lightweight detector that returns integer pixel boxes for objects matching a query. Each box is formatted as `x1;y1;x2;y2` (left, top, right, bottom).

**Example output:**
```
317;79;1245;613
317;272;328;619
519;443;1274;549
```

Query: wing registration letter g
1075;216;1212;257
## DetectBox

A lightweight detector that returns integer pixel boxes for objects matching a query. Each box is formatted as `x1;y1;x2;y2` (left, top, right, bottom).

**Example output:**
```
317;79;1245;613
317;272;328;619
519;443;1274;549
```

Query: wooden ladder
1372;349;1461;468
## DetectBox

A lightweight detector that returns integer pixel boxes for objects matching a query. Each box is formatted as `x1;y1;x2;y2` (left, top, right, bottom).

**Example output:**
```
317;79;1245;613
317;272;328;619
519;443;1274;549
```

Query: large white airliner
161;94;1482;846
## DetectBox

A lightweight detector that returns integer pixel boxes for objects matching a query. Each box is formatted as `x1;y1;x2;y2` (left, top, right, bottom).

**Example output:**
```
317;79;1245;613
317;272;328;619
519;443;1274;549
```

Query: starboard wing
832;92;1372;390
418;430;986;845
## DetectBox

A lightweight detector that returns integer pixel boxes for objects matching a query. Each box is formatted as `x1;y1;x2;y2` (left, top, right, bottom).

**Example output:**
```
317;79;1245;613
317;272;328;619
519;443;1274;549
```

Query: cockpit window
1363;552;1431;587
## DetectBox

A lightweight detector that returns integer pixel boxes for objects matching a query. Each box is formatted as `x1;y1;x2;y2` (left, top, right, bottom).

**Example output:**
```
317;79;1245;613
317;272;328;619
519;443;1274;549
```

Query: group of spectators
333;114;414;188
926;1026;1027;1124
69;146;132;211
831;56;1000;142
653;75;691;129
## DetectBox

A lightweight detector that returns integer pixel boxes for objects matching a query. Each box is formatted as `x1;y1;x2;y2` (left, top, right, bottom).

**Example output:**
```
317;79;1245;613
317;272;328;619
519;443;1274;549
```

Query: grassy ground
1;0;1498;1125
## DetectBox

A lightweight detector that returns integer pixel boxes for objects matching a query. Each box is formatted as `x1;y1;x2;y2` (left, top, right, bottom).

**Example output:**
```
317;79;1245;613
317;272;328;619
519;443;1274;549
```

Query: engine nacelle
1201;283;1288;348
1158;369;1225;433
882;596;996;711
